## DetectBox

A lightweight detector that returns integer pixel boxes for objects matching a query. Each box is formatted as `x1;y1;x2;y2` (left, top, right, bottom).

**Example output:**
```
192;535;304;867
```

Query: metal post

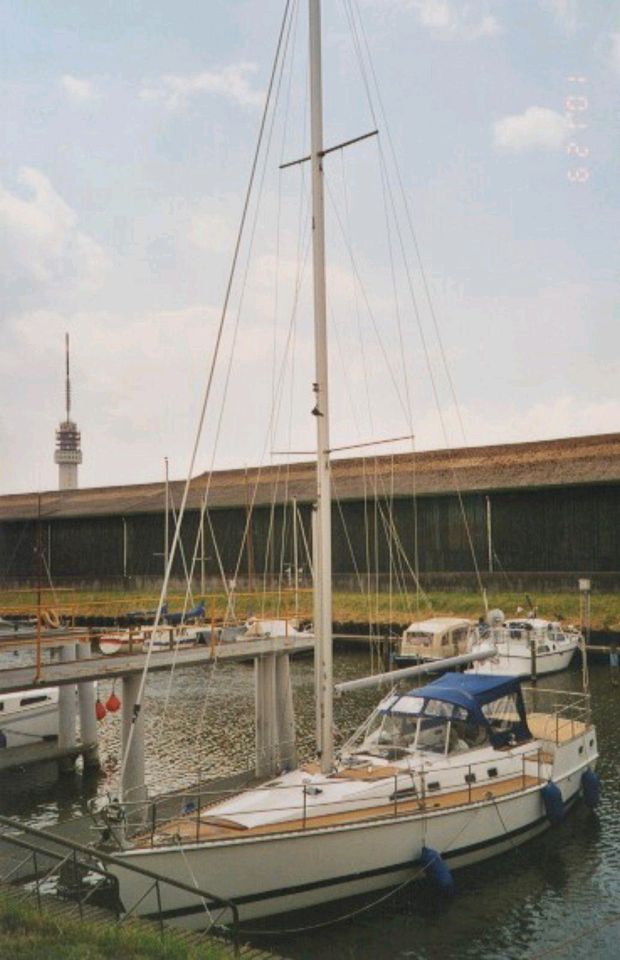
292;497;299;621
122;517;128;580
486;495;493;573
255;654;277;778
309;0;333;774
121;674;147;813
164;457;169;579
200;518;206;597
275;653;297;771
58;643;77;773
76;641;100;770
579;578;591;694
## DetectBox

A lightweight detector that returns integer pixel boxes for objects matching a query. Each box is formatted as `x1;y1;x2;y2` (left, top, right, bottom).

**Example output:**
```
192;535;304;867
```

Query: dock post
275;653;297;771
255;653;277;778
76;641;100;770
121;675;147;818
58;644;77;773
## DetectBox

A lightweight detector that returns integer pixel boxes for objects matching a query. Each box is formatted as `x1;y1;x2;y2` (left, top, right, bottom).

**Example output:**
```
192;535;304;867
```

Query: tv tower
54;333;82;490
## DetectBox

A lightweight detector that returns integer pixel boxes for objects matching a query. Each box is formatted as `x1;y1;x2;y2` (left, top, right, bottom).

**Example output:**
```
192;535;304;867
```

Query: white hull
0;689;59;748
106;737;595;928
473;646;577;678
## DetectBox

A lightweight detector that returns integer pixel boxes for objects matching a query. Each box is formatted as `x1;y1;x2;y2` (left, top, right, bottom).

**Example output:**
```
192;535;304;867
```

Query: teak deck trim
140;773;542;847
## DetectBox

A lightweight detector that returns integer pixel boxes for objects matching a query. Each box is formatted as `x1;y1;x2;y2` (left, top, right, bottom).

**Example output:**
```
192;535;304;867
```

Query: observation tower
54;333;82;490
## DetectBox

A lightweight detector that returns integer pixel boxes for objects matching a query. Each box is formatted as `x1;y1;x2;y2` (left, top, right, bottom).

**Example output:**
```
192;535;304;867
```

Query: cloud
382;1;501;39
60;74;96;103
541;0;578;33
0;167;108;298
140;63;264;110
493;106;569;153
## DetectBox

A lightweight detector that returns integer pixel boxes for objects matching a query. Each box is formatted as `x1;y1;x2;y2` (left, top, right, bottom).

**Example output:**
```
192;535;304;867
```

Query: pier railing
0;815;240;955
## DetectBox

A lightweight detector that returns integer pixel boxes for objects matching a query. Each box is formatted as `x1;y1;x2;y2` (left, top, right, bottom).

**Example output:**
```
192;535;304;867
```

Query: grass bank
0;887;235;960
1;586;618;631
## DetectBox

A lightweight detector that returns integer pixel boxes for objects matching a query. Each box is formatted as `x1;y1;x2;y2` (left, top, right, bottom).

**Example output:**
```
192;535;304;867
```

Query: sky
1;0;619;494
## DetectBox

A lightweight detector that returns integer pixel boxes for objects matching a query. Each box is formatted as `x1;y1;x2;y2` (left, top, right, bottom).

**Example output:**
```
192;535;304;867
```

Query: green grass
0;889;234;960
1;585;618;631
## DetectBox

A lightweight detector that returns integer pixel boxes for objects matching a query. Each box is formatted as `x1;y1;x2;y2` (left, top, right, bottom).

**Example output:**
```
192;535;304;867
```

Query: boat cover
384;673;531;747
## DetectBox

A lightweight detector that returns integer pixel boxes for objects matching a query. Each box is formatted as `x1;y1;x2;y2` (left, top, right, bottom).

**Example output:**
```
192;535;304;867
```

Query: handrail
0;815;240;955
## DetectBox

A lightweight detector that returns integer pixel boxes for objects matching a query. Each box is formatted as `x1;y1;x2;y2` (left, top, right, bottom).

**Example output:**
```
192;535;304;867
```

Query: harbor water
0;649;618;959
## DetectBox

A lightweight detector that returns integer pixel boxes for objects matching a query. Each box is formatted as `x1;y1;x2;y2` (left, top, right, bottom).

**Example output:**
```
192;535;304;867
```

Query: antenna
55;332;82;489
65;332;71;421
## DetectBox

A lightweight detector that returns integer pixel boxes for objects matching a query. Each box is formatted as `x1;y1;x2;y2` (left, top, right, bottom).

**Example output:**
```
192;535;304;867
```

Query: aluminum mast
309;0;333;773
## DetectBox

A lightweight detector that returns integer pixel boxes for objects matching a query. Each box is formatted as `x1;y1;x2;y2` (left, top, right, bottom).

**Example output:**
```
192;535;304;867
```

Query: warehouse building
0;433;618;589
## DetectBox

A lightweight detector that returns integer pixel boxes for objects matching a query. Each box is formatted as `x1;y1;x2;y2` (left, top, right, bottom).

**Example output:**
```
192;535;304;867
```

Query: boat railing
478;626;578;648
523;686;591;742
116;747;549;846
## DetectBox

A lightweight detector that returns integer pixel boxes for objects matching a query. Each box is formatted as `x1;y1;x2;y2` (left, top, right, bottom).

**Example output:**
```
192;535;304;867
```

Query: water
0;651;618;959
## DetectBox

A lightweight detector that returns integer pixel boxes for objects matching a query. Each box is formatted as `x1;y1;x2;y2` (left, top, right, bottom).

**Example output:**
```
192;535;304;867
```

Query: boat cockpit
343;673;532;763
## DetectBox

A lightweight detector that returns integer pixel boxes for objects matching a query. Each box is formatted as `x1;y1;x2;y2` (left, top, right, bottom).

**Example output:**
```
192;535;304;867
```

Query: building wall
0;483;618;583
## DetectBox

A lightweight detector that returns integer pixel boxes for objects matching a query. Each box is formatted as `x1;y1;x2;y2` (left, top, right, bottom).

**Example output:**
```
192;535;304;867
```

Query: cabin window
415;717;448;754
427;781;440;792
537;645;550;654
19;695;49;707
424;699;453;719
441;635;450;647
464;772;476;784
452;627;469;646
452;721;489;749
488;767;499;778
377;713;418;749
0;703;4;712
481;694;519;733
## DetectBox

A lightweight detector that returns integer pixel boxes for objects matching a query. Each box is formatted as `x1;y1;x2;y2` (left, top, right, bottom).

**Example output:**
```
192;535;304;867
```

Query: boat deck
137;772;542;848
527;714;590;744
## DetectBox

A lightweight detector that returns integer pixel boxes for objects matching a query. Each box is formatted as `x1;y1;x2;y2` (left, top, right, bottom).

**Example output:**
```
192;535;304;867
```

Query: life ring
41;609;61;629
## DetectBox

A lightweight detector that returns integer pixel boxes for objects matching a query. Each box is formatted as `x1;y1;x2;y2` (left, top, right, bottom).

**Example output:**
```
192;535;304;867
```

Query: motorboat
469;611;581;678
395;617;474;665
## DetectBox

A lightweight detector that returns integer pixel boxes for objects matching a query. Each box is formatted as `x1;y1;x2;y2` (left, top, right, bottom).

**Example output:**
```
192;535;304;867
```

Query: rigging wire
342;0;487;605
117;0;295;794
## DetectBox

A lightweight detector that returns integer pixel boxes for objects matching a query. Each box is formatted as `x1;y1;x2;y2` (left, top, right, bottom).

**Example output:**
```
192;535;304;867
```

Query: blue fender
581;768;601;808
420;845;455;894
541;781;565;825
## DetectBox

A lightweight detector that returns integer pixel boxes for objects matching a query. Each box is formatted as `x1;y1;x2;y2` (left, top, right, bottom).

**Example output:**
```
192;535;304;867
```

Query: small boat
395;617;474;666
468;611;581;678
98;624;213;656
0;687;59;749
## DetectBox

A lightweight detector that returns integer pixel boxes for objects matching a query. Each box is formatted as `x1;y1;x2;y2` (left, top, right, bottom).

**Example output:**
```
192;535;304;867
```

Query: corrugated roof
1;432;619;521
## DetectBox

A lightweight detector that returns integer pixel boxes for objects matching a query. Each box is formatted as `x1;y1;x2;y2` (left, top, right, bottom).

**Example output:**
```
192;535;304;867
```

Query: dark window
464;773;476;784
20;695;49;707
487;767;498;778
427;781;440;792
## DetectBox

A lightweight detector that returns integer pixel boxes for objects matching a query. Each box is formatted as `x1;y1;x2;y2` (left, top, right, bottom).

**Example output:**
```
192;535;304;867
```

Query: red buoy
106;692;121;713
95;699;107;721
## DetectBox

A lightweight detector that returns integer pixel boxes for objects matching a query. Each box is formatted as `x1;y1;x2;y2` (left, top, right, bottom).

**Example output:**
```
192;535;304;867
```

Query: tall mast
308;0;333;773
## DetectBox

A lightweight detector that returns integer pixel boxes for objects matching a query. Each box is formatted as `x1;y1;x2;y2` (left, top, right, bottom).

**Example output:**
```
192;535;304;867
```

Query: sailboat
101;0;599;929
